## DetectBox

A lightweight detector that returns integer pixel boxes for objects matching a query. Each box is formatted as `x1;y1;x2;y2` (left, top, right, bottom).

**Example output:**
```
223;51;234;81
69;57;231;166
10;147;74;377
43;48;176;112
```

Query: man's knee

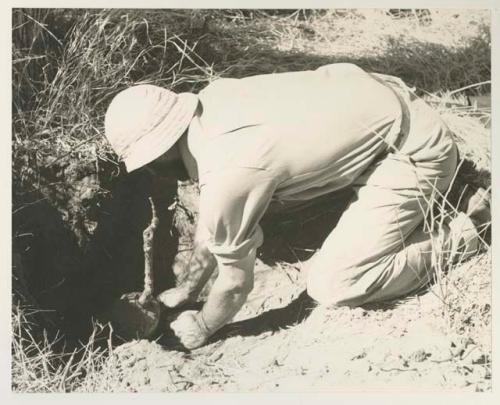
306;261;354;306
306;273;330;305
305;253;396;307
306;281;340;306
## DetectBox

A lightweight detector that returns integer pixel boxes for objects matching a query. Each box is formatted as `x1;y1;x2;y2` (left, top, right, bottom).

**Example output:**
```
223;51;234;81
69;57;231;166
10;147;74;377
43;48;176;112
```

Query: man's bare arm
157;230;217;308
198;256;254;335
179;240;217;301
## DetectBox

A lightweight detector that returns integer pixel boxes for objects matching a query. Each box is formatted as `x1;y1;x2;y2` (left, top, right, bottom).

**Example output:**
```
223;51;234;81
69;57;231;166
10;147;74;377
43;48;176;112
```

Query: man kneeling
104;63;490;349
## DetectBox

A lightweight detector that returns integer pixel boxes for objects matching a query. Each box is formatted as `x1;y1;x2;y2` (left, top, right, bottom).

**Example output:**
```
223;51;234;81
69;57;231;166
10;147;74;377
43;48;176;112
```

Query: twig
23;12;63;47
12;197;48;215
13;55;47;64
448;81;491;97
379;366;418;373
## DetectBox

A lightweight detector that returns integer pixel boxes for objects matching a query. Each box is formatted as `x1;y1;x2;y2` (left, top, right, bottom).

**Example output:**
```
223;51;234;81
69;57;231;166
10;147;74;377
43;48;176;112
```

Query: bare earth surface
91;250;491;393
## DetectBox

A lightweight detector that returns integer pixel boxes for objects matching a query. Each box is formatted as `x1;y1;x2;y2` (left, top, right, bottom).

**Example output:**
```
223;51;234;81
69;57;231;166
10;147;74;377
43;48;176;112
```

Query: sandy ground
92;249;491;393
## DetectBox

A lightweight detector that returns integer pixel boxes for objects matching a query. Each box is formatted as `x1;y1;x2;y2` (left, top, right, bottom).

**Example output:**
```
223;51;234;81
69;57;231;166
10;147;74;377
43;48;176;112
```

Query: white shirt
187;63;403;272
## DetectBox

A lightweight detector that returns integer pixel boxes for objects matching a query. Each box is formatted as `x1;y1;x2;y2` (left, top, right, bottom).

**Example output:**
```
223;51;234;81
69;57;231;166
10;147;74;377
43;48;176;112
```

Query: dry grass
11;304;118;392
12;9;490;176
11;8;491;392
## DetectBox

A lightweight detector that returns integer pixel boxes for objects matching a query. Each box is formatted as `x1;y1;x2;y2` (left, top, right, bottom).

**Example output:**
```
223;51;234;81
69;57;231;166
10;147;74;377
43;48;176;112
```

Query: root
139;197;159;305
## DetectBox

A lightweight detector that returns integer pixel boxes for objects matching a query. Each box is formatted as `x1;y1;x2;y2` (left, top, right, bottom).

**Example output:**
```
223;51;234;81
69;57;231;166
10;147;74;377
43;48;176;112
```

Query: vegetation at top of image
12;8;490;183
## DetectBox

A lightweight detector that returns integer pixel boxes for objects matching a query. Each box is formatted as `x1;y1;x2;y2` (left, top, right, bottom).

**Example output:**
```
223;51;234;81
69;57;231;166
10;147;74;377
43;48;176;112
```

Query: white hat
104;84;198;172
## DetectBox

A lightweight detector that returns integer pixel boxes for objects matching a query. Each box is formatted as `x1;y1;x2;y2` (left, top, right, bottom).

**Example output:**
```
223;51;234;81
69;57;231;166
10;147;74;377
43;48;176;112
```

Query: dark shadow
259;189;353;264
211;291;316;341
71;171;180;339
151;291;316;351
437;158;492;245
12;164;180;343
13;197;85;334
447;159;491;207
187;17;489;96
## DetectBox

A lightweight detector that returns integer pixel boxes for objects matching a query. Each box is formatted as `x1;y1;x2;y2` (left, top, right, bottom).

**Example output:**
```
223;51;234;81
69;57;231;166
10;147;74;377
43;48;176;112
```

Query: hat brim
123;92;199;173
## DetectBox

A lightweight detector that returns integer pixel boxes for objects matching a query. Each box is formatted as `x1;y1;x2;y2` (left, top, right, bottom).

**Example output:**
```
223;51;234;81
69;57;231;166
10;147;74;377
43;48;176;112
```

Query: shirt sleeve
198;167;277;271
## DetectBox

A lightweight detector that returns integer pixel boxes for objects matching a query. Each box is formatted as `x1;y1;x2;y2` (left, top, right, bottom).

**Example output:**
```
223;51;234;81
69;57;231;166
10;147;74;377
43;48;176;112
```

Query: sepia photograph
11;4;492;394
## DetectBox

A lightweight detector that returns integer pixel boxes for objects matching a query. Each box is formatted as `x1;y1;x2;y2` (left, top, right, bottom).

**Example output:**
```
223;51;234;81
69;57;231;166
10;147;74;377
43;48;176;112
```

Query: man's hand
170;310;210;350
157;287;191;308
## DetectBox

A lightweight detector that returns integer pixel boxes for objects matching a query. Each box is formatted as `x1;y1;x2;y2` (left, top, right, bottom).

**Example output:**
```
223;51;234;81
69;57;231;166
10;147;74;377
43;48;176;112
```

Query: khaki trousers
306;94;478;307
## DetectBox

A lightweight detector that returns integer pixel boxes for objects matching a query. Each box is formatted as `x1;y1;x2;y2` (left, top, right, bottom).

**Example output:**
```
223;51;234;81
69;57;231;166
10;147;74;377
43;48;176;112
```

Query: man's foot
466;187;491;231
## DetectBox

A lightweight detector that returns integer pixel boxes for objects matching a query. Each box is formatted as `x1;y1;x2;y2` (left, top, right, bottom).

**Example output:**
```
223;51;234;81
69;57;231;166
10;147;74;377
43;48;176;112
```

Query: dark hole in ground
12;163;179;345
